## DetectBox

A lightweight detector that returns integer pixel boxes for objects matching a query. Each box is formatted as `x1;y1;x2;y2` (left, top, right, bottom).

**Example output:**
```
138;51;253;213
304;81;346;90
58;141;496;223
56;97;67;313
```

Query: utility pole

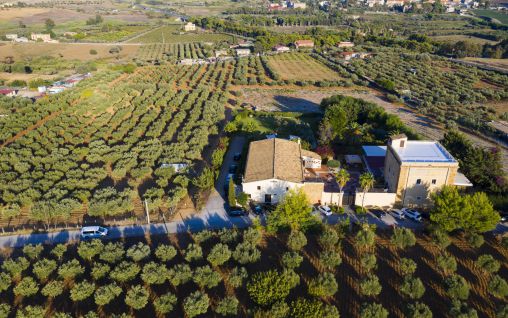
144;199;150;225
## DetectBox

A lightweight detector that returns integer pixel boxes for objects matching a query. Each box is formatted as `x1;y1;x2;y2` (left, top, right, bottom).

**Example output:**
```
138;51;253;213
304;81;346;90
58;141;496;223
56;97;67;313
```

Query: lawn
266;53;343;82
126;25;234;44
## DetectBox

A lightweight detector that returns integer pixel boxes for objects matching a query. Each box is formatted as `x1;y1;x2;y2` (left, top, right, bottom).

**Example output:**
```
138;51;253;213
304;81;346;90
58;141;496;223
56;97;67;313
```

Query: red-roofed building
0;89;17;97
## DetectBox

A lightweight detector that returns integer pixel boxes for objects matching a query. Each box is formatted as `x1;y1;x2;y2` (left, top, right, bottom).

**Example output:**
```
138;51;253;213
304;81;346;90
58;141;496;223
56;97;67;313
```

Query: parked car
500;212;507;223
233;153;241;161
228;164;238;174
402;208;422;222
81;226;108;239
318;205;333;216
251;204;263;216
227;205;247;217
371;209;387;219
390;209;405;220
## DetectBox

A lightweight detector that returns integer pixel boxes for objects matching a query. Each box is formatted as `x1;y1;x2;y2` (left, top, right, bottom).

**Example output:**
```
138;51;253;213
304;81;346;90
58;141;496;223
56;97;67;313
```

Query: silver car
80;226;108;239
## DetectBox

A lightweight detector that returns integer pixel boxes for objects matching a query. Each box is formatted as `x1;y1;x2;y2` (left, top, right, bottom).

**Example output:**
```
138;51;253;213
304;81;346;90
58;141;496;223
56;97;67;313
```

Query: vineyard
136;43;209;61
126;25;234;44
0;225;505;317
265;53;345;82
0;61;243;230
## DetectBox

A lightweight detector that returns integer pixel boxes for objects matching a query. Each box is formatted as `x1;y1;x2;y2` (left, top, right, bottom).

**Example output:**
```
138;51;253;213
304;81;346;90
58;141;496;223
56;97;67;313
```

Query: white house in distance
242;138;337;204
183;22;196;32
337;41;354;48
294;39;314;49
235;48;251;57
273;44;290;53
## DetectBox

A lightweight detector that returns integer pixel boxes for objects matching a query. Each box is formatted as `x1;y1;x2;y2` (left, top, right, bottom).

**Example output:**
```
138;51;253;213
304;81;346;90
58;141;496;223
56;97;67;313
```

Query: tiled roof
244;138;306;183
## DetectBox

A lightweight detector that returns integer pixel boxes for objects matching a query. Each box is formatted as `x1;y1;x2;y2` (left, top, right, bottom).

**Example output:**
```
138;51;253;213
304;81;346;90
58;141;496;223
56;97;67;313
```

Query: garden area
0;219;506;317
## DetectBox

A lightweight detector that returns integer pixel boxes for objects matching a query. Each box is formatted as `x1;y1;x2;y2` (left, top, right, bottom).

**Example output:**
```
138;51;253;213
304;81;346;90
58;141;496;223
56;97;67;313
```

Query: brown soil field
266;53;343;82
463;57;508;71
0;8;90;24
0;72;58;82
0;43;140;61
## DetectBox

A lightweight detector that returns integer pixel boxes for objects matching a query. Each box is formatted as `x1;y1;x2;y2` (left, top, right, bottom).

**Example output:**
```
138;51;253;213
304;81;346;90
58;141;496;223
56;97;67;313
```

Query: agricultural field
431;34;499;45
78;25;150;43
136;43;209;61
342;50;508;127
473;9;508;25
266;53;344;82
0;225;505;317
126;25;235;44
0;61;240;230
0;43;140;62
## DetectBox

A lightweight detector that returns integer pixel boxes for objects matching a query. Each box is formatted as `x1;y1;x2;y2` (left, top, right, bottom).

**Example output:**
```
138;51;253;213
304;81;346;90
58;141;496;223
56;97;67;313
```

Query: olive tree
445;275;470;300
154;292;177;315
70;280;95;302
400;258;417;276
360;275;382;297
110;261;140;284
183;291;210;318
215;296;239;316
207;243;232;267
193;265;222;289
184;243;203;262
141;262;168;285
281;251;303;270
167;264;193;287
360;302;389;318
94;283;122;306
488;275;508;298
33;258;57;282
227;266;248;289
13;277;39;297
41;280;64;298
78;240;104;262
407;302;432;318
307;272;338;298
155;244;177;262
476;254;500;274
125;285;149;310
401;276;426;300
126;242;151;262
22;244;44;261
391;228;416;249
287;230;307;251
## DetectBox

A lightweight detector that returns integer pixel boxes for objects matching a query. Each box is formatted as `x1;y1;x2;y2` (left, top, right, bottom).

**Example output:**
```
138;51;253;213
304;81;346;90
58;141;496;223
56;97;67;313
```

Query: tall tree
335;169;350;193
359;172;375;209
266;188;314;232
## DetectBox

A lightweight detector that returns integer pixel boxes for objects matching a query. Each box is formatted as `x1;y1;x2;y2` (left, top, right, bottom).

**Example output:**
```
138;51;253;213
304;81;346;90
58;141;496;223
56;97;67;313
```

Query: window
257;186;261;190
286;187;289;191
416;179;421;185
416;196;421;200
432;179;436;185
400;140;405;147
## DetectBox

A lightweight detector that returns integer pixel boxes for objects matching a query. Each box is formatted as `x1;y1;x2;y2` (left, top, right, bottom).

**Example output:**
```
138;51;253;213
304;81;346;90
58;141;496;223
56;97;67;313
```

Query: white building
273;45;290;53
235;48;251;57
6;34;18;40
183;22;196;32
242;138;324;204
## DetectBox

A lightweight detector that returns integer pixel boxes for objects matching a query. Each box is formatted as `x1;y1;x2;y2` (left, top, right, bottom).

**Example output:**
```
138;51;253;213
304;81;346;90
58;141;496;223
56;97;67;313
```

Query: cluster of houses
5;33;59;43
241;134;471;209
268;0;307;10
362;0;478;11
0;73;91;100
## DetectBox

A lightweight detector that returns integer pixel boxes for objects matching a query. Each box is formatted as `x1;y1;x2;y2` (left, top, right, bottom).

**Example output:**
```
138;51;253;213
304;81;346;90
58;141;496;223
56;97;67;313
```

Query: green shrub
78;240;104;262
290;298;340;318
391;228;416;249
247;270;299;306
406;302;432;318
58;259;84;280
215;296;239;316
91;263;110;280
155;244;177;262
13;277;39;297
22;244;43;260
154;292;177;315
360;275;382;297
41;280;64;298
281;251;303;269
233;242;261;264
488;274;508;298
126;242;151;262
94;283;122;306
400;276;426;300
193;265;222;289
167;264;192;287
476;254;500;274
141;262;168;285
0;273;11;292
110;261;140;283
449;300;478;318
15;305;45;318
307;272;338;297
400;258;417;276
319;250;342;271
287;230;307;251
360;253;377;272
33;258;57;282
207;243;232;267
125;285;149;310
0;303;10;318
99;242;125;264
227;266;248;288
183;291;210;318
445;275;470;300
467;233;484;248
437;253;457;274
319;228;340;250
70;280;95;302
360;302;389;318
184;243;203;262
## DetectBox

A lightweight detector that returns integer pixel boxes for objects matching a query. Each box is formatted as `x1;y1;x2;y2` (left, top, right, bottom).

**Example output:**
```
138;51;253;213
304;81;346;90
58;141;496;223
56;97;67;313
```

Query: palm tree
359;172;375;211
334;169;350;193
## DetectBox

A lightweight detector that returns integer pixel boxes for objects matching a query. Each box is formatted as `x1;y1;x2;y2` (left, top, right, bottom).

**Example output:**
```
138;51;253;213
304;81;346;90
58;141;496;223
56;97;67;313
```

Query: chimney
388;133;407;148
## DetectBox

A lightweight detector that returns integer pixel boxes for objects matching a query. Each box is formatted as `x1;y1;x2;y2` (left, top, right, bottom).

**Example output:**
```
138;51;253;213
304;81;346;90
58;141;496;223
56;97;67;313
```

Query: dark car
500;212;508;223
227;205;247;217
233;153;241;161
228;164;238;174
371;209;387;219
251;204;263;215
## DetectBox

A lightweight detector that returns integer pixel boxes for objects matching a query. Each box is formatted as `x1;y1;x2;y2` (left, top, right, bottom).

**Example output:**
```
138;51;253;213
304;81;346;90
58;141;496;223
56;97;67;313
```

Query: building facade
383;134;468;207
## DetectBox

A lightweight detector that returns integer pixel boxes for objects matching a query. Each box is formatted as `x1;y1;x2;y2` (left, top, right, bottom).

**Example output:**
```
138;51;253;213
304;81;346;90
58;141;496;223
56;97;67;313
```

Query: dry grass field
0;43;140;61
431;34;499;45
266;53;343;82
463;57;508;70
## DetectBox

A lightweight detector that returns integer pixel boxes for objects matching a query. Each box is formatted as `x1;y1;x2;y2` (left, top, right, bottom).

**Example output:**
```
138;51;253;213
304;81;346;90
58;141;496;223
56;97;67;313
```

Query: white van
80;226;108;239
390;209;405;220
